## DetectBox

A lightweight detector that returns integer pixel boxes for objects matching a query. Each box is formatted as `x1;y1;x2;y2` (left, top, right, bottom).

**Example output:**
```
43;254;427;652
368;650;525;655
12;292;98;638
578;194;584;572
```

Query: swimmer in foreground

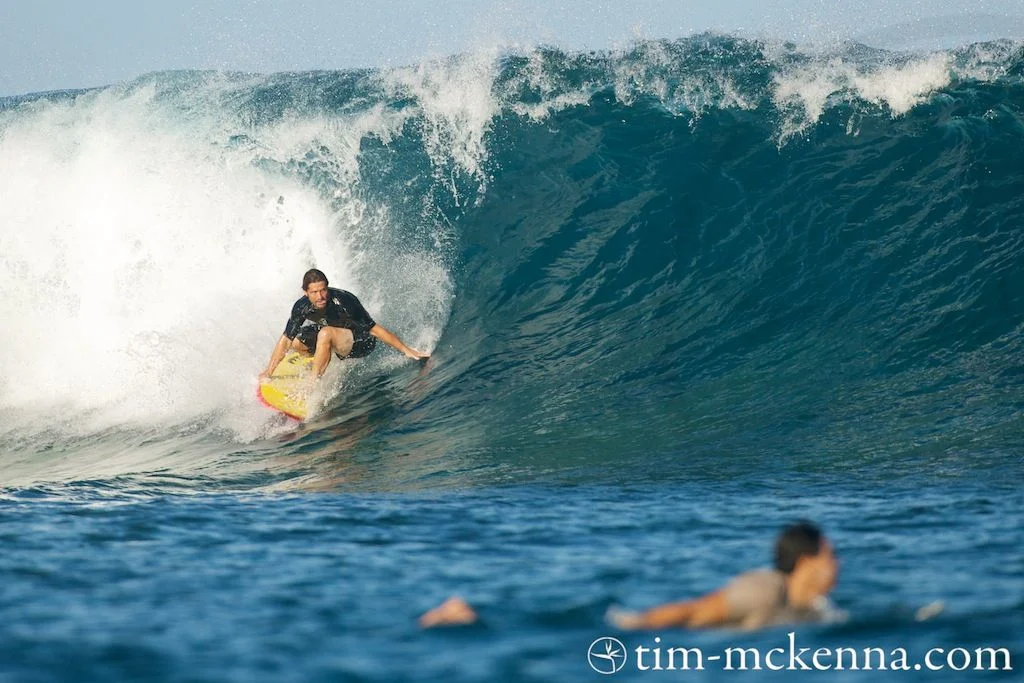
607;521;839;631
418;521;839;630
259;268;429;381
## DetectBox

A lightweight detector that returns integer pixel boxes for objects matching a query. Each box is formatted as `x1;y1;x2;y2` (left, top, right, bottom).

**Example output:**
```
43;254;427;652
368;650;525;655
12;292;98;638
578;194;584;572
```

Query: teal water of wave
0;35;1022;681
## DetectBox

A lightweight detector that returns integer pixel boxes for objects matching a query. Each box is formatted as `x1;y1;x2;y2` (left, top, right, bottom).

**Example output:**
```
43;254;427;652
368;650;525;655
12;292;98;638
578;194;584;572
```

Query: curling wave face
0;34;1022;489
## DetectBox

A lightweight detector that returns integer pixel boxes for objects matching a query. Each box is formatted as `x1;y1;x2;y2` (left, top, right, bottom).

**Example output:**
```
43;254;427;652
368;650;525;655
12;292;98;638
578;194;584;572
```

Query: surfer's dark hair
302;269;329;290
773;521;824;574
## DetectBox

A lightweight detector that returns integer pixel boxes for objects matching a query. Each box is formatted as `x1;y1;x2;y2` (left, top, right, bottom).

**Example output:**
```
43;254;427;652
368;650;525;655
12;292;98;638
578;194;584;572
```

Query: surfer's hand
405;348;430;361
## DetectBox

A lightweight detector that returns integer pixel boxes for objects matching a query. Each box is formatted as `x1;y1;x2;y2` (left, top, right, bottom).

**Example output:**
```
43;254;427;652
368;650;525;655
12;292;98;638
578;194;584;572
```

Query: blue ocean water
1;34;1022;681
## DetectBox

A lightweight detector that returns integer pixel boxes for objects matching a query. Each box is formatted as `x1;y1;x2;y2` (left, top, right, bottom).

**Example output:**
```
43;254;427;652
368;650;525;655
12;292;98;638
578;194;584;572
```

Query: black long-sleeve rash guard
283;287;376;340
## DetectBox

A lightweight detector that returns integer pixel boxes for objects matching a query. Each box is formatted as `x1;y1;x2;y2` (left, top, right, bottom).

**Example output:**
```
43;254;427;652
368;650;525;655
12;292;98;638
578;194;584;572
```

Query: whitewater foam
383;51;501;193
0;75;451;439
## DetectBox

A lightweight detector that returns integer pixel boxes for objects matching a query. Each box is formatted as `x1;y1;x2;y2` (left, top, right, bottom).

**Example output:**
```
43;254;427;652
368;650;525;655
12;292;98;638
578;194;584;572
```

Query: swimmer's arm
260;335;292;380
370;324;429;361
607;591;730;630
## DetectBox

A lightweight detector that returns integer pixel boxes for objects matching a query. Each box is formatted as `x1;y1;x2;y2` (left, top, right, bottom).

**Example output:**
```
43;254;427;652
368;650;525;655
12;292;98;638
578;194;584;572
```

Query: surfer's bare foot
419;596;477;628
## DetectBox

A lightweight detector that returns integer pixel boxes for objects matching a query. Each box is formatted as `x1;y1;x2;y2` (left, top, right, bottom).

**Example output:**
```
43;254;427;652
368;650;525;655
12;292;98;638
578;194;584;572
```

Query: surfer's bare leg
312;327;354;377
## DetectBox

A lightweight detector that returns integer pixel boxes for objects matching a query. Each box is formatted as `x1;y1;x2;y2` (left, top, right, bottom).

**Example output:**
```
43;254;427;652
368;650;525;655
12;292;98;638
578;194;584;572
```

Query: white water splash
0;75;451;444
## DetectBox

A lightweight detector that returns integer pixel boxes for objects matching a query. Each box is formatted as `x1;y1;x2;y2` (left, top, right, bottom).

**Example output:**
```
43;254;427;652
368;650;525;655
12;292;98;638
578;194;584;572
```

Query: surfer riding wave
259;268;429;381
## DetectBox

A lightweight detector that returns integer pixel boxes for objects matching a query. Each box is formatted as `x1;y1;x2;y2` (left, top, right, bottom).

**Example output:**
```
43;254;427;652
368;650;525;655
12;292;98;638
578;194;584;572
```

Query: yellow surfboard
257;351;314;421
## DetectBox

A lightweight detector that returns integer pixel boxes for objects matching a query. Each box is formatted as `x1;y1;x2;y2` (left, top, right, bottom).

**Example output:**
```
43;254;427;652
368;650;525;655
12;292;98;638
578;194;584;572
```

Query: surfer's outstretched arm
260;335;293;380
607;591;730;630
370;324;429;361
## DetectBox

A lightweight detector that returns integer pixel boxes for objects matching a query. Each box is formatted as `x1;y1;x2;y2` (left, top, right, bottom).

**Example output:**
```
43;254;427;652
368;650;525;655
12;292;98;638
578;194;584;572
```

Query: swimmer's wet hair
302;268;329;290
774;521;823;574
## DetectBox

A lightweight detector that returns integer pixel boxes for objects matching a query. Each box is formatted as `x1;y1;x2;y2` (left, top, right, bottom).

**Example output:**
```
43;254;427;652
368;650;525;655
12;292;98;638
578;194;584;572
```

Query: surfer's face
799;540;839;595
305;281;329;310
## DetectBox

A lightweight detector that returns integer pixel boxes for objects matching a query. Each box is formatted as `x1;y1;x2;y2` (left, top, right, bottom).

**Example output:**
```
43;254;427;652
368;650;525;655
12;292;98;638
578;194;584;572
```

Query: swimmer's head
774;521;838;597
774;521;823;573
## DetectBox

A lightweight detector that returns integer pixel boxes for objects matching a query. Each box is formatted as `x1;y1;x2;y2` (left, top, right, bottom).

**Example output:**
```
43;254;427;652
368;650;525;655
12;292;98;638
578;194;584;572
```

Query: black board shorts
296;325;377;359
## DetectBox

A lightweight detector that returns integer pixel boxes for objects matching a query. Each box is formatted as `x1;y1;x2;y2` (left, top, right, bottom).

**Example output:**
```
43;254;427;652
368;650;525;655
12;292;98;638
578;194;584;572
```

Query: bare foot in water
419;596;478;628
